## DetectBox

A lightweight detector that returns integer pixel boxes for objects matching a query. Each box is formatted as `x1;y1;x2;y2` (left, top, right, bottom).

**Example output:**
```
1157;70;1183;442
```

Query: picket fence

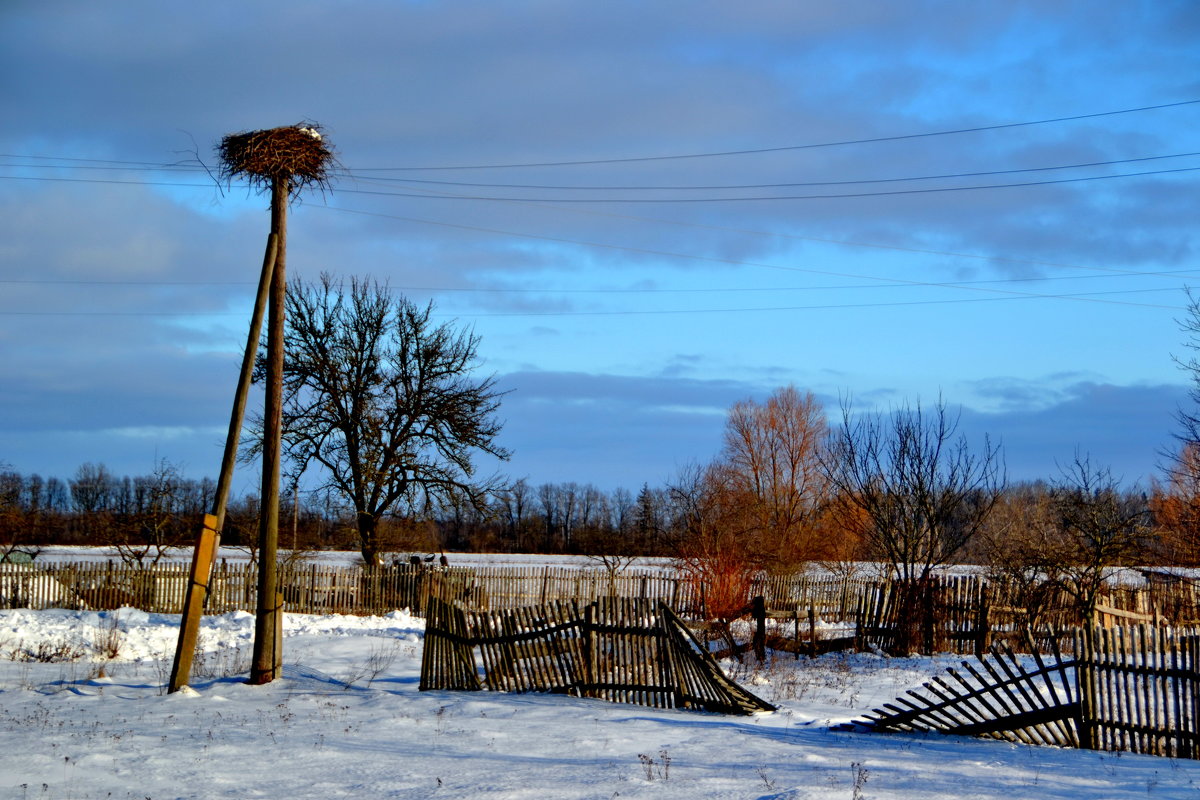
420;594;775;715
5;561;1200;657
851;624;1200;761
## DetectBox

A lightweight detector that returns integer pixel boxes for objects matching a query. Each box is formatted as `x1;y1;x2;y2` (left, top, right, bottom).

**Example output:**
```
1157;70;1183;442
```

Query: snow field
0;608;1197;799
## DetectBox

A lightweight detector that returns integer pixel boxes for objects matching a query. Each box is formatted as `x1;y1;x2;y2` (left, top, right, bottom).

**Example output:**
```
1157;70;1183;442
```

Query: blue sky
2;1;1199;493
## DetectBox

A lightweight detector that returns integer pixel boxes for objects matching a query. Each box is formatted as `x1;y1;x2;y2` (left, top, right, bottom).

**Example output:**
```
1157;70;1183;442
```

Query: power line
343;151;1200;191
9;163;1197;203
445;286;1179;316
0;164;1187;280
335;165;1200;203
6;267;1196;293
4;161;1188;286
7;162;1195;202
5;156;1192;293
0;286;1178;318
8;196;1170;313
0;175;212;189
319;204;1198;294
0;153;200;168
348;99;1200;171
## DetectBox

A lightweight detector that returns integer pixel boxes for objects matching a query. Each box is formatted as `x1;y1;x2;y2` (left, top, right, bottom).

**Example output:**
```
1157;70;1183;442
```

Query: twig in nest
217;121;337;198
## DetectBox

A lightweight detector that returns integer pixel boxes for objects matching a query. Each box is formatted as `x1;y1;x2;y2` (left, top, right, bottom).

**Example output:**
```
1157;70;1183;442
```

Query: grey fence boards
846;641;1079;748
420;592;775;715
10;561;1200;658
850;625;1200;761
1075;625;1200;758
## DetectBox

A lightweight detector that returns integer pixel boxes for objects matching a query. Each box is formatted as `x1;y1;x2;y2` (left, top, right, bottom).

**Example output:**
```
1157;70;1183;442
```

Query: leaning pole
168;123;333;690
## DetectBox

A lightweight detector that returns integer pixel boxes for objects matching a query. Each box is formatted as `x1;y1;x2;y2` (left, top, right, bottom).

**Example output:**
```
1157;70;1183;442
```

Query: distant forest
2;451;1198;578
0;458;680;562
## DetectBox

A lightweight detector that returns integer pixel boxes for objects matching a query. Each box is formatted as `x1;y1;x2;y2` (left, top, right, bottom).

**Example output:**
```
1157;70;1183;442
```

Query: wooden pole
168;233;277;693
251;176;288;684
752;595;766;662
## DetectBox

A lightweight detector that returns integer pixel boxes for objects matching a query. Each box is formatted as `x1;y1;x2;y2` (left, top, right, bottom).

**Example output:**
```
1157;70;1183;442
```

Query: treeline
4;387;1200;607
0;459;684;561
0;455;1190;570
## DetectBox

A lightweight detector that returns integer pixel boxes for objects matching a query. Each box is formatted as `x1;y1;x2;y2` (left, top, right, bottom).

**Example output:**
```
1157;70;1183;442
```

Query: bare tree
0;466;40;563
1150;442;1200;565
261;274;509;566
668;462;759;627
823;399;1003;652
977;481;1067;630
115;458;191;568
494;478;534;551
1043;454;1151;623
824;398;1002;582
70;462;115;515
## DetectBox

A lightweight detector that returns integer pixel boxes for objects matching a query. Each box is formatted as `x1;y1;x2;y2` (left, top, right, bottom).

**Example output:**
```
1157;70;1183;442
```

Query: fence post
752;596;766;662
584;602;597;698
1076;626;1099;750
792;606;800;660
974;582;990;658
922;577;936;656
1189;634;1200;760
854;590;865;652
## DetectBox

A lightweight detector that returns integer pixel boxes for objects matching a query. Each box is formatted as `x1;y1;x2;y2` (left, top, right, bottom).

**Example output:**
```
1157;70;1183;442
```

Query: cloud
493;370;753;489
6;3;1198;278
2;1;1197;500
959;381;1188;486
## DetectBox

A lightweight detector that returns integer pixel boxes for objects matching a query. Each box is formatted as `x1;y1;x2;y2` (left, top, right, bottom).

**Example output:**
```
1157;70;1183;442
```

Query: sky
2;1;1200;495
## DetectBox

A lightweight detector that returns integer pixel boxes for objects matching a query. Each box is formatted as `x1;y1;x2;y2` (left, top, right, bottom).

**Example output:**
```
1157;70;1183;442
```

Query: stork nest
217;122;336;197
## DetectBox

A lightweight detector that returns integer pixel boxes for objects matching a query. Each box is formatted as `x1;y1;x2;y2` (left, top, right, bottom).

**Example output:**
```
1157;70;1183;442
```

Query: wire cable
342;151;1200;191
349;99;1200;171
0;285;1177;318
332;165;1200;203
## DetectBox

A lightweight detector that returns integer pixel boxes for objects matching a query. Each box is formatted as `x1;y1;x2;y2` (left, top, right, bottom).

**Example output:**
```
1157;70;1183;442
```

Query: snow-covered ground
1;607;1197;799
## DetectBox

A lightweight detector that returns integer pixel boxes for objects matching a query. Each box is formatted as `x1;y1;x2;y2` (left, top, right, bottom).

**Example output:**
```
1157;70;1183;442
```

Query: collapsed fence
849;624;1200;761
5;561;1200;656
420;594;775;715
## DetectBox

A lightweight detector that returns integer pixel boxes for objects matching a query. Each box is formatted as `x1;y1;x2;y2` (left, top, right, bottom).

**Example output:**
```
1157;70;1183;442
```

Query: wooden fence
7;561;1200;657
850;624;1200;761
419;594;775;715
1075;624;1200;758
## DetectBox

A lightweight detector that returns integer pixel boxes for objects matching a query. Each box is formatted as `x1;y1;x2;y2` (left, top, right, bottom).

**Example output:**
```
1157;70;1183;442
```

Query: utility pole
250;173;288;683
168;123;333;690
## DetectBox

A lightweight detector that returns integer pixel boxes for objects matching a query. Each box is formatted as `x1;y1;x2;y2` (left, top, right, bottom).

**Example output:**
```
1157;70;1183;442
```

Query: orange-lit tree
719;385;831;567
1150;442;1200;565
670;386;833;638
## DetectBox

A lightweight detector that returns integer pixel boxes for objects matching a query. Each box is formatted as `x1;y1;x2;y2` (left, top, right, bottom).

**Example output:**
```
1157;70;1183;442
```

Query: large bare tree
263;274;509;566
823;399;1002;652
823;399;1002;582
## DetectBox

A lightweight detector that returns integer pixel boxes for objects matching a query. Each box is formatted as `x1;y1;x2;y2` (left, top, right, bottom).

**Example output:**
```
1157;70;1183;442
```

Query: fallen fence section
420;595;775;716
842;641;1079;748
845;625;1200;760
